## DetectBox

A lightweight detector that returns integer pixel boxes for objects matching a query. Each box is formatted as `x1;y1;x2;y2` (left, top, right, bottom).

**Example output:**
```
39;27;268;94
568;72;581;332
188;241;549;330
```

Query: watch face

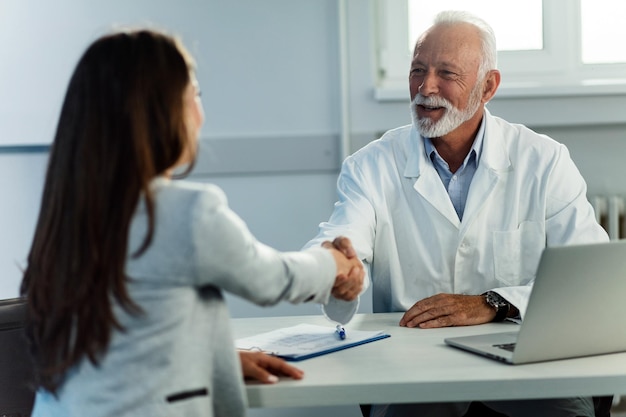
485;291;510;322
486;292;507;308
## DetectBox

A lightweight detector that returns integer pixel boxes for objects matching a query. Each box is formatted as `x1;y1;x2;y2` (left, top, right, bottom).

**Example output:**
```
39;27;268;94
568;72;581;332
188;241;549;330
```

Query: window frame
374;0;626;101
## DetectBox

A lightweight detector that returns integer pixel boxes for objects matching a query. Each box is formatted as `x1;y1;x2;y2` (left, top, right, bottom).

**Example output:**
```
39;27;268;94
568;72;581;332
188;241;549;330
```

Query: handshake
322;237;364;302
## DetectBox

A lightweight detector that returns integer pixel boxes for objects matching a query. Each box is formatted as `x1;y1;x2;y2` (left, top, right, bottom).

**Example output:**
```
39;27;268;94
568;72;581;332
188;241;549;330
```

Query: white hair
432;10;498;77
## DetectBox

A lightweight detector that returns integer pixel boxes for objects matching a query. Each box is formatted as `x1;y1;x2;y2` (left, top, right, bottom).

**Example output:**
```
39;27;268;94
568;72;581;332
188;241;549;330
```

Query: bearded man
304;10;608;417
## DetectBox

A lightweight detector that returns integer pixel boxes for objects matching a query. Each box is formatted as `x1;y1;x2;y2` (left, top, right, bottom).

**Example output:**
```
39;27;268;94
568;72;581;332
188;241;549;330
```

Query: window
375;0;626;100
408;1;543;53
580;0;626;64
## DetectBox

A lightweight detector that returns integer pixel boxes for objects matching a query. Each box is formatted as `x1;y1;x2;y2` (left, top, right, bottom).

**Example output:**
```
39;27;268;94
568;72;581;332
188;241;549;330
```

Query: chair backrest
0;297;35;417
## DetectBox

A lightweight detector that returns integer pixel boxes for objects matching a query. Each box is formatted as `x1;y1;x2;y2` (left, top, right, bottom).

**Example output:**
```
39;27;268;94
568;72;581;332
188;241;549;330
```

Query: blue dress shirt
423;117;486;220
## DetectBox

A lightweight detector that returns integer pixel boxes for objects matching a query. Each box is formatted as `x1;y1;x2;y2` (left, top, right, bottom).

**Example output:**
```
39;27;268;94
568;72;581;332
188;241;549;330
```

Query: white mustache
412;94;452;110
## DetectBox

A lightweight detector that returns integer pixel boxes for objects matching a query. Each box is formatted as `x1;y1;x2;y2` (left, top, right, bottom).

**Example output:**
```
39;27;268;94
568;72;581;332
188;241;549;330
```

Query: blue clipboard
277;332;391;361
236;323;391;361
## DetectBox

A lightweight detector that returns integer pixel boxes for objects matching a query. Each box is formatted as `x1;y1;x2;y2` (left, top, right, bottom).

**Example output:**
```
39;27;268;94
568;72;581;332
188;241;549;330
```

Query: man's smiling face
409;22;484;138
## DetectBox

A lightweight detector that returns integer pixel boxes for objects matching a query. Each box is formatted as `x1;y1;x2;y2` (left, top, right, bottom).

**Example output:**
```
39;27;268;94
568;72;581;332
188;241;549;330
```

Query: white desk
232;313;626;408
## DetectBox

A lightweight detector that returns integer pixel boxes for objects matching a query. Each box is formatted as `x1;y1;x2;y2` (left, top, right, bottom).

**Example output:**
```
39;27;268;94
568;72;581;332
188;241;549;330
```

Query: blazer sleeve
190;186;336;306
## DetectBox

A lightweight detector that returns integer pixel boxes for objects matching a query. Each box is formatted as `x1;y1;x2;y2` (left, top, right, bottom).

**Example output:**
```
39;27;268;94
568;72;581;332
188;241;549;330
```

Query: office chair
0;297;35;417
359;402;507;417
593;396;613;417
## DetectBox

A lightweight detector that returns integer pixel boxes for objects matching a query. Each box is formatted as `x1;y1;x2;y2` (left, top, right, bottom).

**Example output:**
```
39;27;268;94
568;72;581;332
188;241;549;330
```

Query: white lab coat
306;109;608;324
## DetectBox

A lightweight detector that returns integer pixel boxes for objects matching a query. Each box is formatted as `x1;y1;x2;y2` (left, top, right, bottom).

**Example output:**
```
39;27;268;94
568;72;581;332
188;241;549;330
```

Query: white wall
1;1;625;416
0;152;47;297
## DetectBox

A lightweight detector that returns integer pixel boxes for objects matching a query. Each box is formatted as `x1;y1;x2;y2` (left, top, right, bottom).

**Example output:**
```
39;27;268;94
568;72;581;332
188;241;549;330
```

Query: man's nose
419;72;439;96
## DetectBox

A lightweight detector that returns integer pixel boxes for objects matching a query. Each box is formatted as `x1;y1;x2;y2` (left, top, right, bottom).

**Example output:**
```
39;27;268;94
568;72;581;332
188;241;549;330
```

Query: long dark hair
20;29;196;393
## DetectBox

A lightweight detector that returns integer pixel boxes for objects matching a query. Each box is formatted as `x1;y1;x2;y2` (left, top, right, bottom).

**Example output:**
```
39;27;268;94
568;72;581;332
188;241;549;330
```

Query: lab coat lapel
415;168;461;228
404;129;461;228
461;110;512;232
461;164;500;232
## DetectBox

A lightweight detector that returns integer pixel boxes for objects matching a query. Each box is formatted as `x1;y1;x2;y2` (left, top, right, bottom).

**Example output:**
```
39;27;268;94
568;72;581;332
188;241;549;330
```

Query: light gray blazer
31;178;336;417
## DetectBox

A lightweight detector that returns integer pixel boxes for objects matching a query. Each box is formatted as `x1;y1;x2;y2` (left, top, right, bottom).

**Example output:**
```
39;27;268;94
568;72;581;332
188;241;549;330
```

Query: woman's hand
239;351;304;383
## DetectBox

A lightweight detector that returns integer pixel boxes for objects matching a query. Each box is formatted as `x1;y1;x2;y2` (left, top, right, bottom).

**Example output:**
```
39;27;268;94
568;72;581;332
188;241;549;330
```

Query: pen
335;324;346;340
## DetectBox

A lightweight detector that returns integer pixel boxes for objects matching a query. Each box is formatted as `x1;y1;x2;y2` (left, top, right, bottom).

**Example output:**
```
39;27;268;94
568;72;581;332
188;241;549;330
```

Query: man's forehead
415;22;481;50
412;23;482;66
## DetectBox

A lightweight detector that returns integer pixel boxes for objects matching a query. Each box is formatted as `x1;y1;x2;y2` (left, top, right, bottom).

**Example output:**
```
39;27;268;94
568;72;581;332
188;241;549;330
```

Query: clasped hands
322;236;364;302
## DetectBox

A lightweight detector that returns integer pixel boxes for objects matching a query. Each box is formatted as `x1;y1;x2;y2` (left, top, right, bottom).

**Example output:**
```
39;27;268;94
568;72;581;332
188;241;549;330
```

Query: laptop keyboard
493;342;516;352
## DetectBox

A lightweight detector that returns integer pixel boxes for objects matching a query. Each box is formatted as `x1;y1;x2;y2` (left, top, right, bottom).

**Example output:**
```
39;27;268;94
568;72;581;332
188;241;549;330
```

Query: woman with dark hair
21;29;363;417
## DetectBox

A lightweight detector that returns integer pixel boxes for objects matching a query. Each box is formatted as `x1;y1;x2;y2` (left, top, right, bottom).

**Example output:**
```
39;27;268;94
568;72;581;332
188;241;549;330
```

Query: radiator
591;195;625;240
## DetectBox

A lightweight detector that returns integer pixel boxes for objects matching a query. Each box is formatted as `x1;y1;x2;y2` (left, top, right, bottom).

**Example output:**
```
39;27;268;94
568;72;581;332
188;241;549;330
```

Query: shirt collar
422;115;486;170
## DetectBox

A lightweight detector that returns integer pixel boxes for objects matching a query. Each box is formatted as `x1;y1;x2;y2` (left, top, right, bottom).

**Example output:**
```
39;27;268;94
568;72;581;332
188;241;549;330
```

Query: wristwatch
482;291;510;322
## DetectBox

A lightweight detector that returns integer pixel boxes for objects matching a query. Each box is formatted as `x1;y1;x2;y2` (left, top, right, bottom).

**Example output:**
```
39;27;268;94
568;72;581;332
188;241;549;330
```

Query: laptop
445;240;626;364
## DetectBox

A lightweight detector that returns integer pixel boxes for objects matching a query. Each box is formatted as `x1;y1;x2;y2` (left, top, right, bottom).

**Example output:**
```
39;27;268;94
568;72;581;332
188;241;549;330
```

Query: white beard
411;83;483;138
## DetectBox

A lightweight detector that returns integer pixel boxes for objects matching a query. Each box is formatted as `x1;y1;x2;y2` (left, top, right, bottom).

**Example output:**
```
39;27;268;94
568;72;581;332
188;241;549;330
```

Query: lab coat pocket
493;221;543;286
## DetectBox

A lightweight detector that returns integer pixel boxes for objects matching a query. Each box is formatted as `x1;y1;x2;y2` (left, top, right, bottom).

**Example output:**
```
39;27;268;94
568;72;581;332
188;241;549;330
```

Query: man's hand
322;237;364;301
399;293;495;328
328;236;358;258
239;351;304;384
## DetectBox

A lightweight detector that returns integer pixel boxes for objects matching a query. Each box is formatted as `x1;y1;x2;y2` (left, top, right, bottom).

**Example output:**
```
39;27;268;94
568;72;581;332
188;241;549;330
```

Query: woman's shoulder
152;177;227;208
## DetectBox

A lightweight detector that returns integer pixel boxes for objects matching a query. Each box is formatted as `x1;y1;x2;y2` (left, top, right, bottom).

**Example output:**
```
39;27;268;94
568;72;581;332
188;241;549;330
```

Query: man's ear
482;69;501;102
